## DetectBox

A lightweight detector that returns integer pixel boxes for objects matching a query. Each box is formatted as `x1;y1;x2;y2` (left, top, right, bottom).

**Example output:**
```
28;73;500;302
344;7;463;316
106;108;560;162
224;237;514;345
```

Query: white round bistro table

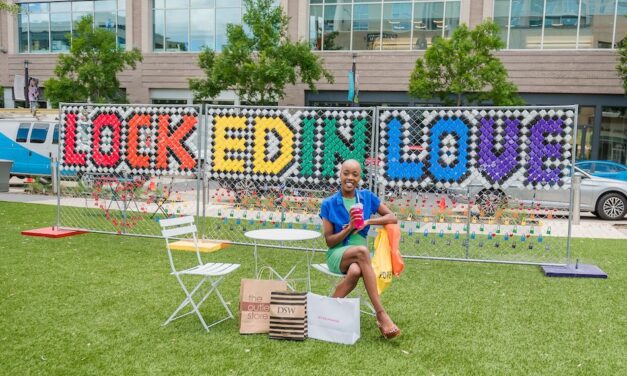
244;228;321;290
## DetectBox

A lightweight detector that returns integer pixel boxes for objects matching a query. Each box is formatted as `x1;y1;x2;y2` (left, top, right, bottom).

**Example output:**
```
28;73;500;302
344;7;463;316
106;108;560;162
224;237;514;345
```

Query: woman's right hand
345;211;360;233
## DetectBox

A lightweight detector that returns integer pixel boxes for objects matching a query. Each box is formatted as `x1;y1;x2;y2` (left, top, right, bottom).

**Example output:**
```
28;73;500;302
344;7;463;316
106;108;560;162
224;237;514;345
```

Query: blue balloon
429;118;469;182
386;118;424;180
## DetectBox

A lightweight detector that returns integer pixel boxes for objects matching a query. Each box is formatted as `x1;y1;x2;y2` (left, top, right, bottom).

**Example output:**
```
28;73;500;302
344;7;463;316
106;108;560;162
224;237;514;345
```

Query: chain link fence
376;107;576;265
198;106;376;251
57;104;201;236
55;104;576;266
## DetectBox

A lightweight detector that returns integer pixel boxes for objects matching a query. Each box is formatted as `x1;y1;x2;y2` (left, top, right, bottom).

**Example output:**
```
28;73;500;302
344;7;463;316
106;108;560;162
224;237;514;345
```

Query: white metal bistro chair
310;263;376;316
160;216;240;331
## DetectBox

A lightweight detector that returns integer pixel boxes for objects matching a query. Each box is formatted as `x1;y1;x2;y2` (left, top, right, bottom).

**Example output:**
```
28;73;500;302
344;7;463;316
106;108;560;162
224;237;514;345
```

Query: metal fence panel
375;106;576;265
55;103;576;266
57;104;202;236
199;105;377;251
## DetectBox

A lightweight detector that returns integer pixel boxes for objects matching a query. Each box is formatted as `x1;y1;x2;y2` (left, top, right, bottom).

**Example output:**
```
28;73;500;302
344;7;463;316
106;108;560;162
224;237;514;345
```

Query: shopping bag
239;279;288;334
269;291;307;341
384;223;405;277
372;228;393;294
307;292;360;345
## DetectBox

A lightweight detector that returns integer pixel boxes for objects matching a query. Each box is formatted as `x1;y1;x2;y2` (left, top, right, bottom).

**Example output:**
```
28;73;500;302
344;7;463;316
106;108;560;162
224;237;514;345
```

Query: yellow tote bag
372;228;393;295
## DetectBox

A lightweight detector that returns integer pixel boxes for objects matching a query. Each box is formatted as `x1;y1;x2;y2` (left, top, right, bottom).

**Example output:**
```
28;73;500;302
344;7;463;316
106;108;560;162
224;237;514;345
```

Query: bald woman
319;159;401;339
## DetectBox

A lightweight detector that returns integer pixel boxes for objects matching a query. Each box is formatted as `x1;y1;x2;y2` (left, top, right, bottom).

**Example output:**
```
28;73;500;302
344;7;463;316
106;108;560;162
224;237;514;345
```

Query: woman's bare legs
337;245;398;334
332;263;361;298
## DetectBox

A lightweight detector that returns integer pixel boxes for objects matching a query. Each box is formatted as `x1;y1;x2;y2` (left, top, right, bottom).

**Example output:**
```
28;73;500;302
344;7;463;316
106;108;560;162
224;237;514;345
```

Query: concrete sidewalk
1;190;626;239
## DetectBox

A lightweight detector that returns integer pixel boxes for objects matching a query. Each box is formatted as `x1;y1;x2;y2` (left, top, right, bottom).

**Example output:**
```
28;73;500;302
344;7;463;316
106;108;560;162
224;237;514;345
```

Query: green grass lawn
1;202;625;375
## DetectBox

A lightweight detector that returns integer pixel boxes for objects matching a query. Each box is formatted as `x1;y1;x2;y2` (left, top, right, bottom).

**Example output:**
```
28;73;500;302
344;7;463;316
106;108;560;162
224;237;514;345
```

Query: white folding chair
310;263;376;316
160;216;240;331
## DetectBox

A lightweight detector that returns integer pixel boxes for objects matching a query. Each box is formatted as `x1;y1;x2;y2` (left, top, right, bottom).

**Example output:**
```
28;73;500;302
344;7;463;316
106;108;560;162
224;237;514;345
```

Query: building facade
0;0;625;163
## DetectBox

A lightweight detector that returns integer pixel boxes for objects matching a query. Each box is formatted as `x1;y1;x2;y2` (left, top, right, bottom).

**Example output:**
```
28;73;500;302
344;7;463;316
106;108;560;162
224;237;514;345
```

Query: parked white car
449;167;627;220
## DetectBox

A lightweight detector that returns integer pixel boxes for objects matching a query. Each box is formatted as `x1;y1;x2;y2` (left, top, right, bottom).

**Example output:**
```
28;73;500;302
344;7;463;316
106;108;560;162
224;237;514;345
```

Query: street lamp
24;60;29;108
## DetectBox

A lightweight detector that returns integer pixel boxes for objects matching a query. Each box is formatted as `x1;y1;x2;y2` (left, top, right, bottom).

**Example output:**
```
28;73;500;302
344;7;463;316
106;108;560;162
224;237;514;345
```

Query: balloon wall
56;104;577;265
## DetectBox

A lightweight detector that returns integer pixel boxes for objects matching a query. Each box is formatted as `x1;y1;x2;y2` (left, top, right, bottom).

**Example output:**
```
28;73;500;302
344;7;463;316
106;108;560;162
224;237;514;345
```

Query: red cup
350;203;364;229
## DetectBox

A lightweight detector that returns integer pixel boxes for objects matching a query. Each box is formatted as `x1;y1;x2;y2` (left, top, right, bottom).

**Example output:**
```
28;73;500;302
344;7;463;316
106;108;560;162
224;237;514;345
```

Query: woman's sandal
377;321;401;339
375;311;401;339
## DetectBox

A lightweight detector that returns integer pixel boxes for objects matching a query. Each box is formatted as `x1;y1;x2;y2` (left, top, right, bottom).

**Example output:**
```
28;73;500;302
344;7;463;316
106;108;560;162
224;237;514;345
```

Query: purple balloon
478;117;520;183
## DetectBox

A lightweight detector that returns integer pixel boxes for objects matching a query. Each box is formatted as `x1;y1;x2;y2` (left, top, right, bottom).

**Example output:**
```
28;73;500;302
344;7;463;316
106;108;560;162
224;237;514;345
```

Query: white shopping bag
306;292;360;345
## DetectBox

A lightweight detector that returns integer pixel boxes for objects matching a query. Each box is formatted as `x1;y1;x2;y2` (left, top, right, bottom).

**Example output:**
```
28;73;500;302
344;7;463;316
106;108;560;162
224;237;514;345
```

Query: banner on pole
347;71;355;102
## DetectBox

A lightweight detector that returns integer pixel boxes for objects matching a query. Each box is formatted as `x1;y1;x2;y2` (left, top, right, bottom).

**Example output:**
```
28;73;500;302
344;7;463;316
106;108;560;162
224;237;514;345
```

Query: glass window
96;0;117;11
217;0;240;7
29;3;49;13
52;125;60;145
153;0;244;52
16;124;31;143
310;5;323;50
29;12;50;53
311;1;463;52
191;9;215;50
51;2;72;13
577;106;595;161
72;1;94;12
166;0;189;8
153;9;165;50
50;12;71;52
444;0;461;38
30;123;50;144
577;161;592;172
73;11;93;29
599;108;627;164
18;0;126;53
353;3;381;51
579;0;616;49
619;2;627;49
166;9;189;51
381;3;412;51
593;163;611;172
494;0;510;48
192;0;215;6
496;0;625;49
95;2;116;32
18;12;29;53
413;1;445;50
323;4;352;50
95;0;117;33
117;11;126;49
509;0;544;48
542;0;579;49
152;99;188;105
216;7;241;51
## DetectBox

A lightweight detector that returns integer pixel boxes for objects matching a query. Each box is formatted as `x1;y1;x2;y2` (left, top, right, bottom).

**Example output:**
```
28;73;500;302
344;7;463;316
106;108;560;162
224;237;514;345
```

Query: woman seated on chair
319;159;400;339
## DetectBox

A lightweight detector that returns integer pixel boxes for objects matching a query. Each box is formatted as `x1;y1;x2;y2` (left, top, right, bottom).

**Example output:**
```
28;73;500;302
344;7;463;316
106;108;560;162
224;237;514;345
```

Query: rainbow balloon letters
60;106;573;189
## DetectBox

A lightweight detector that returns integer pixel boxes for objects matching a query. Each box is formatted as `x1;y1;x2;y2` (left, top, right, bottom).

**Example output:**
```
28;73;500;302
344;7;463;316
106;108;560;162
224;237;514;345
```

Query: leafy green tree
618;34;627;95
0;1;19;13
45;15;142;106
189;0;333;105
409;21;523;106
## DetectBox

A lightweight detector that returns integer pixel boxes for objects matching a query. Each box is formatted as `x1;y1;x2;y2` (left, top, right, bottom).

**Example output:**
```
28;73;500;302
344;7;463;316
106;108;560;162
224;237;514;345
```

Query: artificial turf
0;201;625;375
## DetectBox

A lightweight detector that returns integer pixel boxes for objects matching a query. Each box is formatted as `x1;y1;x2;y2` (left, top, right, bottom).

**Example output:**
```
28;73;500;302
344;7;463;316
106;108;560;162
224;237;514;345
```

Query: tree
618;34;627;95
0;1;19;13
409;21;523;106
45;15;142;106
189;0;333;105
